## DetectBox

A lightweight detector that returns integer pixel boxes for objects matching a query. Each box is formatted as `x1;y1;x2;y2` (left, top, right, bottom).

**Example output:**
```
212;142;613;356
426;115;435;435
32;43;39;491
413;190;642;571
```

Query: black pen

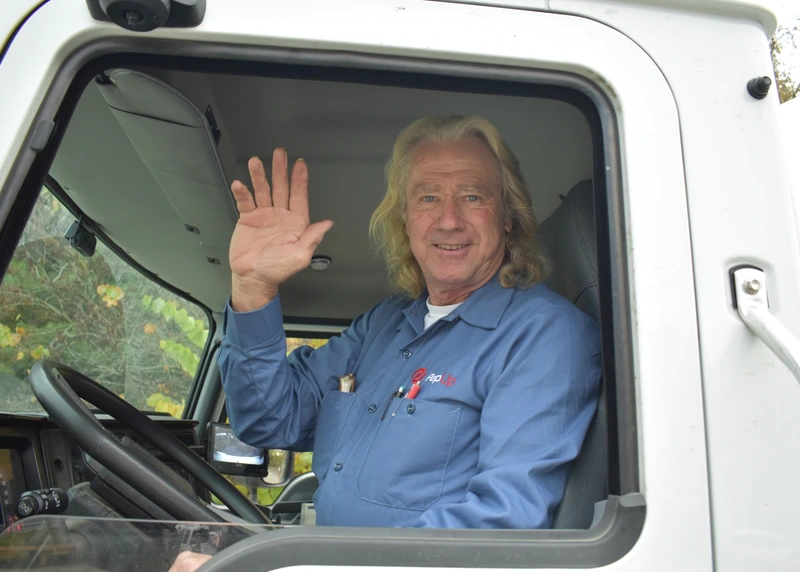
380;386;405;420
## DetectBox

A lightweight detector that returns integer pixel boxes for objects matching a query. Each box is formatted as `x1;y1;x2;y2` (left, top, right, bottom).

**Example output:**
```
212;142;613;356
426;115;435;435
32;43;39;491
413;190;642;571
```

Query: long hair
369;115;551;299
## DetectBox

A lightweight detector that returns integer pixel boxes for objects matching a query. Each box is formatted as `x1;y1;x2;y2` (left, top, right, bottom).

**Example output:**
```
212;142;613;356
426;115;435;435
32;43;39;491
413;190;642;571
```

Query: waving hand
229;149;333;312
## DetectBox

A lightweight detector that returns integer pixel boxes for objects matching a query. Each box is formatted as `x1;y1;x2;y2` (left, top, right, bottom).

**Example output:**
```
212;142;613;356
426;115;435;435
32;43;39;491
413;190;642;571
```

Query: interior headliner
48;68;593;320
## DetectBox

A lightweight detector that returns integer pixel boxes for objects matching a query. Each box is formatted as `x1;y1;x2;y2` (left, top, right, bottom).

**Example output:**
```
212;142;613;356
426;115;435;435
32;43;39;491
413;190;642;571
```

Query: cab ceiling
48;69;593;320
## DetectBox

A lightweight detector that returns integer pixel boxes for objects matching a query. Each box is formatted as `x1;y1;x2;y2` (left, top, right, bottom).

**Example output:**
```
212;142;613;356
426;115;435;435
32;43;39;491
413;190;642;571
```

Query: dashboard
0;447;25;528
0;411;203;526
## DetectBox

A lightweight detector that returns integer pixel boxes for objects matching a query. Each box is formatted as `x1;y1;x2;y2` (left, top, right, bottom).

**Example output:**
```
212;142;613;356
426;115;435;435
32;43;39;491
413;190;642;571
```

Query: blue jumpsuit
219;275;601;528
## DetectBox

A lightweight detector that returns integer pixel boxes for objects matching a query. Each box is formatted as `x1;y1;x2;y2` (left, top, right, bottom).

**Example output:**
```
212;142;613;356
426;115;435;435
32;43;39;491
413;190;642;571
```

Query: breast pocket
355;399;461;511
312;391;356;480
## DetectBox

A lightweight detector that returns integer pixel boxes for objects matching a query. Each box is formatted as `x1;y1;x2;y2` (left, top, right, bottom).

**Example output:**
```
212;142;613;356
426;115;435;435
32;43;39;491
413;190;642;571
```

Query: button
333;462;343;471
402;350;412;359
407;403;416;414
368;404;377;413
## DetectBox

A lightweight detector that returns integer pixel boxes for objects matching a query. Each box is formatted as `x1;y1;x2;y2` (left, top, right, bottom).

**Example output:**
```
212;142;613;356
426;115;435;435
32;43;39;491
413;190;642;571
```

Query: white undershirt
424;298;463;330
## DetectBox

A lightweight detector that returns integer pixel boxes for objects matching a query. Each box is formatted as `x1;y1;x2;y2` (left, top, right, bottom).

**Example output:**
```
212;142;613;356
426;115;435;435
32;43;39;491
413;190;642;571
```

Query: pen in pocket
380;386;405;420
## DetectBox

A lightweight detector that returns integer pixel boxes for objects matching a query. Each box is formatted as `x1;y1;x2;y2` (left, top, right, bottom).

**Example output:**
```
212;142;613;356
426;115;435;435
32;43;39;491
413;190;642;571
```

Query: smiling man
218;115;602;529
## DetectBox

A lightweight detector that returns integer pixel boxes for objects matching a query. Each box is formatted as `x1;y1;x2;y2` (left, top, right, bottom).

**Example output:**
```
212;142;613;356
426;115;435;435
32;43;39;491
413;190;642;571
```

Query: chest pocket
312;391;356;480
355;399;461;511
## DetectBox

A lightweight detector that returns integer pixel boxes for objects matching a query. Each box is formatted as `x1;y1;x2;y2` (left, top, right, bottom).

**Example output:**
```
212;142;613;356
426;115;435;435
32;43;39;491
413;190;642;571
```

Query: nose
435;198;465;231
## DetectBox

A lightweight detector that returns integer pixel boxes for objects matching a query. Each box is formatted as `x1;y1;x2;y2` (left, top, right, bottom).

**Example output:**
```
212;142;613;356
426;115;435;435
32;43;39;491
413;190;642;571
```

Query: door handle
731;266;800;384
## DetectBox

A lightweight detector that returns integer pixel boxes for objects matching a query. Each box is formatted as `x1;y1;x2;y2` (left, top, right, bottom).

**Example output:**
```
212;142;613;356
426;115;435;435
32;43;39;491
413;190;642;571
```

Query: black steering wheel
29;359;271;525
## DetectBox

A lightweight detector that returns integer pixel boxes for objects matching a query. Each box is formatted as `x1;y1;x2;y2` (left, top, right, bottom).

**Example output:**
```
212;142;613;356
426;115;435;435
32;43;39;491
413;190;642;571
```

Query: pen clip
380;386;405;420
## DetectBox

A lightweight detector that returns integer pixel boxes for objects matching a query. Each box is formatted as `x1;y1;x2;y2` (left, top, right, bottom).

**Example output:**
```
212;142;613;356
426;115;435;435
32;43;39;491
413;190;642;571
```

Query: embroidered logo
410;367;456;387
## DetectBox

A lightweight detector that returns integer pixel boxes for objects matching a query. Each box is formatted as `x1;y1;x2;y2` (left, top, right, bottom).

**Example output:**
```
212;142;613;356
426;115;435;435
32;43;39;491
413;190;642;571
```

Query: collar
402;273;516;331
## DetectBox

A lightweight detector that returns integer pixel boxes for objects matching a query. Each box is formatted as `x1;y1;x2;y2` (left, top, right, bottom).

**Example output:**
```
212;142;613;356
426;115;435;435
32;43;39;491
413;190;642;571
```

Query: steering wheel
29;360;271;525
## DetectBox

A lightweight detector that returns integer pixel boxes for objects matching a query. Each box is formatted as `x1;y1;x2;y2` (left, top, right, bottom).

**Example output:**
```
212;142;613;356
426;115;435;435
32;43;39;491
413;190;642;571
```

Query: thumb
298;220;334;252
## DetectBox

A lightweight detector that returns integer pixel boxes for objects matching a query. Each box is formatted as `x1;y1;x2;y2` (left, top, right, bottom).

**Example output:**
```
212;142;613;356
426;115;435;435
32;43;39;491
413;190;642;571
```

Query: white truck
0;0;798;570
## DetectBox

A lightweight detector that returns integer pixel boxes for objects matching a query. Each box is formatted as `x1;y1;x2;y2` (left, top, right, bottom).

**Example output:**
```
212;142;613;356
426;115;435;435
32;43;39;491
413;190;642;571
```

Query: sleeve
217;294;372;452
412;305;602;529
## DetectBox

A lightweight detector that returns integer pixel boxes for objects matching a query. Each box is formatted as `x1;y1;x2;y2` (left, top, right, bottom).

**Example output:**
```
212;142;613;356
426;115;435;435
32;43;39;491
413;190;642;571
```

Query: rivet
743;279;762;295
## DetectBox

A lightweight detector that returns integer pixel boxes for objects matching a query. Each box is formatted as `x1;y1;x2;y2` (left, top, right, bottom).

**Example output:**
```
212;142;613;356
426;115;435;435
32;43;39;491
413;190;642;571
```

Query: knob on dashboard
16;488;68;518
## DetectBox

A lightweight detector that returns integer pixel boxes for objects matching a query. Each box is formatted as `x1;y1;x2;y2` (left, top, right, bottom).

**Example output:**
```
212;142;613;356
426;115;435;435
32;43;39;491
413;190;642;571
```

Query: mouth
434;244;468;251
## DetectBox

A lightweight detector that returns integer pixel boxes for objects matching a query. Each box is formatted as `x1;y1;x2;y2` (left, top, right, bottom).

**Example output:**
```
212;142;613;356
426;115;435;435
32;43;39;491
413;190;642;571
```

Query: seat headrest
537;180;599;322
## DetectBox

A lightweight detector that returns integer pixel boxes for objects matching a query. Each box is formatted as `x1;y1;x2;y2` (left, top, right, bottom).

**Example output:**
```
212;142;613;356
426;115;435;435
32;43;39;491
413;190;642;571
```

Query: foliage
771;21;800;103
0;188;209;416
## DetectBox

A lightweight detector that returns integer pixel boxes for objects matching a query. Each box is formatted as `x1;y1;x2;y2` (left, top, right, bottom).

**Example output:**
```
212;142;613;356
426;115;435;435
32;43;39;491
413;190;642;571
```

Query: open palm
229;150;333;311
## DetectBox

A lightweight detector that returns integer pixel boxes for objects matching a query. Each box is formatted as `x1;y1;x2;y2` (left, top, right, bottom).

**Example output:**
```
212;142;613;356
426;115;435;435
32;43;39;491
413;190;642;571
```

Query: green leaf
162;301;177;320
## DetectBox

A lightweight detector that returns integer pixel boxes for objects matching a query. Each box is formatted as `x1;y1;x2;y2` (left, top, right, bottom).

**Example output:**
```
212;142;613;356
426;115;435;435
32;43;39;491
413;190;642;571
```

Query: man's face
405;136;512;305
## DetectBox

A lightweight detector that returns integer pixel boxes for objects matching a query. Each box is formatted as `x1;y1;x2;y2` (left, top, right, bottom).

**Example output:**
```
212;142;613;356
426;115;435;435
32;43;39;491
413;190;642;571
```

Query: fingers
298;220;334;252
248;157;272;208
271;148;290;210
230;180;256;215
169;551;213;572
289;158;310;225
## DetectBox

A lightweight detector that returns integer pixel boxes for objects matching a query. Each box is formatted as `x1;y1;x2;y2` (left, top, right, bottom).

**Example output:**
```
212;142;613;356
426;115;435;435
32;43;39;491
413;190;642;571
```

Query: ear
504;217;513;233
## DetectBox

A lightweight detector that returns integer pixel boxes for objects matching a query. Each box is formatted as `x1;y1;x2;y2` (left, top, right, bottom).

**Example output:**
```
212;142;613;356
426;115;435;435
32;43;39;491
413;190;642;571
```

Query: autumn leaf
107;286;125;301
15;327;25;336
145;392;184;418
0;325;22;347
96;284;107;295
143;323;157;335
15;352;24;361
30;345;50;360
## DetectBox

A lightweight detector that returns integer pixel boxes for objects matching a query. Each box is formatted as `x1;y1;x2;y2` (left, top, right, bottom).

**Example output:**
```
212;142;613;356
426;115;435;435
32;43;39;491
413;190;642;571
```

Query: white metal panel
779;98;800;249
550;1;800;570
0;1;44;46
0;0;711;570
432;0;778;35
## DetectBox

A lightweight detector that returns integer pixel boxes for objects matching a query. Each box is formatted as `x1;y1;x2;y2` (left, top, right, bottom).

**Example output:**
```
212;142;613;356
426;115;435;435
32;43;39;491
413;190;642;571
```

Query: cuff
223;295;284;348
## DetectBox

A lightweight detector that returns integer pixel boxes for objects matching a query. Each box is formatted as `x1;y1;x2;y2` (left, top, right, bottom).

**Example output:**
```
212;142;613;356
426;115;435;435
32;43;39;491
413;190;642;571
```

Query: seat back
537;180;607;529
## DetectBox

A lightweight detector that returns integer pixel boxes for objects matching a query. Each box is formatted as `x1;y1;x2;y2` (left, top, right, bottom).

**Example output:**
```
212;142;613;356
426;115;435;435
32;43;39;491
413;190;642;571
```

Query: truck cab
0;1;798;570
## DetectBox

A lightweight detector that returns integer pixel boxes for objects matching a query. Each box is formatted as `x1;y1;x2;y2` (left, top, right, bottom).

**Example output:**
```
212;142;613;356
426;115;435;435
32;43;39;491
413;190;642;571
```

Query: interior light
310;255;332;270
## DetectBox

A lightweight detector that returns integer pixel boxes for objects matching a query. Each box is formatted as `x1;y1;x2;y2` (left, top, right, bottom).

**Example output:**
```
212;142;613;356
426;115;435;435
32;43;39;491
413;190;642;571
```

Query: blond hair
369;115;551;299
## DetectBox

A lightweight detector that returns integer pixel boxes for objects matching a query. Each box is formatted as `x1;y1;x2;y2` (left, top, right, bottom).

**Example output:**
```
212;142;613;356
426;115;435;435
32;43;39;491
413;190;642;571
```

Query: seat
537;179;608;529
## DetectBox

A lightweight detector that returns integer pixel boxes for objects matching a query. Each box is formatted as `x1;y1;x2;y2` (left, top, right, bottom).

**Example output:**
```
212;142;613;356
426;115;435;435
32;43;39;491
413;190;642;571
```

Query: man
219;115;601;529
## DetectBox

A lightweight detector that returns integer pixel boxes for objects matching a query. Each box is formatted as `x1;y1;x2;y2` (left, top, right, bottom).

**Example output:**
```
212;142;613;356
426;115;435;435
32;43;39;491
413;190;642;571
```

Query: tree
0;188;209;416
771;21;800;103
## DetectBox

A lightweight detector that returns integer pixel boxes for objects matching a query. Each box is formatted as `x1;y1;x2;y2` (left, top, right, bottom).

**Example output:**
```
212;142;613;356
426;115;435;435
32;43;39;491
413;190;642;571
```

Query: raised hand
229;149;334;312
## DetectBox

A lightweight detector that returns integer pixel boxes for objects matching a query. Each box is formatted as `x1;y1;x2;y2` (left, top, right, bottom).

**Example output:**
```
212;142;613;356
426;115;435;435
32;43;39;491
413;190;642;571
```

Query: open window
0;7;643;571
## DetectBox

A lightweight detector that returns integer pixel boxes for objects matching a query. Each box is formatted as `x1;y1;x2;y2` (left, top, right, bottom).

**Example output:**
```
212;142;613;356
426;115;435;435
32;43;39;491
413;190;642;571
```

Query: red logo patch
410;367;456;388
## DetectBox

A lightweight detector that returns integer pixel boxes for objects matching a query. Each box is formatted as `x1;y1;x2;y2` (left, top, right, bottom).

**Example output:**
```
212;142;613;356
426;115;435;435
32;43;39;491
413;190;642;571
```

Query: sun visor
94;68;236;284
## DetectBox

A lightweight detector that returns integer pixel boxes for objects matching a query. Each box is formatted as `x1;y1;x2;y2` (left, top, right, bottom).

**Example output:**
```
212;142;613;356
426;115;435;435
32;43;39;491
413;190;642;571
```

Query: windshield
0;187;210;416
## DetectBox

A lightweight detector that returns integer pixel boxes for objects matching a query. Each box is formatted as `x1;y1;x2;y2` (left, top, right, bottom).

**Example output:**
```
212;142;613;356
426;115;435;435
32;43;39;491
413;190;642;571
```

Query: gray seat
537;179;607;529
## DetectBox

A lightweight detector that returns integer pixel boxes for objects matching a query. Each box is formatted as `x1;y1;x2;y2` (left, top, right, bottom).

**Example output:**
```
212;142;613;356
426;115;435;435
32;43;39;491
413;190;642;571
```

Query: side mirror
205;423;293;486
263;449;293;486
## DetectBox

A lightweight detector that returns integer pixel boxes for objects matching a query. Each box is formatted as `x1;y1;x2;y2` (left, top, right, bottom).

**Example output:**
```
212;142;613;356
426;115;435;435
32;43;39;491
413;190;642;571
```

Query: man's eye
422;196;436;203
466;195;480;202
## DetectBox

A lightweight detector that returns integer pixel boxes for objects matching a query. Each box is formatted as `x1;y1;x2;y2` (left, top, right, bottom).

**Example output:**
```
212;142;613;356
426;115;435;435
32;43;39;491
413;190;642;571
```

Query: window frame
0;37;640;568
